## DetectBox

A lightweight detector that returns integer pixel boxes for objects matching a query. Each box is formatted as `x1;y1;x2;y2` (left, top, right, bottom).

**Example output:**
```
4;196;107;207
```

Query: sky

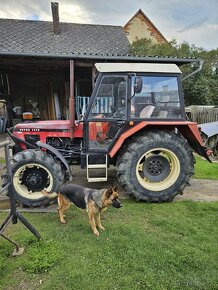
0;0;217;50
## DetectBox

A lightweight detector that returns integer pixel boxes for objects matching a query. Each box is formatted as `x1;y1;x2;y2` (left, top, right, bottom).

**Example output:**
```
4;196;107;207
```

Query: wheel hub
143;155;170;182
21;167;49;191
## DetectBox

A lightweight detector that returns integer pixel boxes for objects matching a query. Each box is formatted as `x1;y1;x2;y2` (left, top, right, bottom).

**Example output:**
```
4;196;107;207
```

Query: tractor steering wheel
109;105;125;118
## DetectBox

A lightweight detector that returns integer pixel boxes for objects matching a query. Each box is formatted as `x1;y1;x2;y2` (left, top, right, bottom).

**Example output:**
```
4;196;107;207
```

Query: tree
130;39;218;106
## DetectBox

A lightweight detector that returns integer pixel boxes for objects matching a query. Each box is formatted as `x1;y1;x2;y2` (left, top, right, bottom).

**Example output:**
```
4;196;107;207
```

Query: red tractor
5;61;210;206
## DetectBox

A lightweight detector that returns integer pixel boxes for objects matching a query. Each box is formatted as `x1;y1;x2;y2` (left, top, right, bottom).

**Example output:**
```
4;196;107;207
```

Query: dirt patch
0;163;218;211
175;179;218;202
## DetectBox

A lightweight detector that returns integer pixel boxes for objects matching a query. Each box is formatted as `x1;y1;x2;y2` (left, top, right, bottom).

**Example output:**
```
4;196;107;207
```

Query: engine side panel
12;120;83;149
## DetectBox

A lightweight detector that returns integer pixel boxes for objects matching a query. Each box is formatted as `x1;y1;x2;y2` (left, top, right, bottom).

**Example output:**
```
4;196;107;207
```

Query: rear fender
178;124;211;162
109;121;211;162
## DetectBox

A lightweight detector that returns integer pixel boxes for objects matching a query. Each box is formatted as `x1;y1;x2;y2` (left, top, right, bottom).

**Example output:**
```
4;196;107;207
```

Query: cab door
83;74;128;153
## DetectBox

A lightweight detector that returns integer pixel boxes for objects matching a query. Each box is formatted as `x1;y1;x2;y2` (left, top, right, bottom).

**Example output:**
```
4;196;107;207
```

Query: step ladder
86;154;108;182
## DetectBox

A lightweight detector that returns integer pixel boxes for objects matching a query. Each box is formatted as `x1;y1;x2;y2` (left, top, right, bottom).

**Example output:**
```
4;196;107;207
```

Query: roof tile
0;19;130;56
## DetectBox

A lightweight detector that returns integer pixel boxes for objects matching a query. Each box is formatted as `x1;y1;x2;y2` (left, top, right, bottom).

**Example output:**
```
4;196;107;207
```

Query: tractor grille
25;134;40;146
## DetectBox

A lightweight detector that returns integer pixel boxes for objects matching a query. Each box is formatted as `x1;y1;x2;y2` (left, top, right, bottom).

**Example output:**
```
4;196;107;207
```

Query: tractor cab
82;63;184;151
79;63;186;181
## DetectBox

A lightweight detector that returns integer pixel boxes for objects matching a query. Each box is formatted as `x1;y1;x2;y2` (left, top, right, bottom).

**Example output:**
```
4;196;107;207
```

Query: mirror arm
129;92;135;100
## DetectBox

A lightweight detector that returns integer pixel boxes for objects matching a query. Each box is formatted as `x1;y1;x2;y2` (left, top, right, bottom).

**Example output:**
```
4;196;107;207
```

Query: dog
42;184;122;236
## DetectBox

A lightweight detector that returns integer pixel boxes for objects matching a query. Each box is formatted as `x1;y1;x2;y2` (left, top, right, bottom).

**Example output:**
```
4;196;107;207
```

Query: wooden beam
69;60;75;139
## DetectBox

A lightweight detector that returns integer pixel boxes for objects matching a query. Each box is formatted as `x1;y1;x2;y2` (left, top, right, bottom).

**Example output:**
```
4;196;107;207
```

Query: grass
0;158;5;164
0;200;218;290
193;156;218;180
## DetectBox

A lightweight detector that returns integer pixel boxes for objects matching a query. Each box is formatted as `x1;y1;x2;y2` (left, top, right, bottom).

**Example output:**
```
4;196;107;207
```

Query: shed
0;2;130;123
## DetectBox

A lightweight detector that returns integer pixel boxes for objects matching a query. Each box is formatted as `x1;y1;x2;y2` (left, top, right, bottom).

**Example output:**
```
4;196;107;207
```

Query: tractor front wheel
4;149;65;207
117;130;195;202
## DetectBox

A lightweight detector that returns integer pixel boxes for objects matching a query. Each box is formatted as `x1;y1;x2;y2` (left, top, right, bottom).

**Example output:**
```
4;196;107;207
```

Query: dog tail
41;190;58;199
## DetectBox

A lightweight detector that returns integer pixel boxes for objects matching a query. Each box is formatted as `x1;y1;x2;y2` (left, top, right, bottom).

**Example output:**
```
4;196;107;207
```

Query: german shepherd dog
42;184;122;236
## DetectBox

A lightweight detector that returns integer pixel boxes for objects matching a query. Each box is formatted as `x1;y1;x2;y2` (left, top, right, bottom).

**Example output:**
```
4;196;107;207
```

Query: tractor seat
139;105;155;118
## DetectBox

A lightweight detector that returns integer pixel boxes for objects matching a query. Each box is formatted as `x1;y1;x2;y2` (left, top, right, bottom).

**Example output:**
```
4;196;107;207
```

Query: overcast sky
0;0;217;50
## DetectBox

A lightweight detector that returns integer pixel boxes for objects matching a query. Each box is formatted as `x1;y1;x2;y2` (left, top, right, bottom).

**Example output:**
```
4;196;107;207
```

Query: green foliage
130;39;218;106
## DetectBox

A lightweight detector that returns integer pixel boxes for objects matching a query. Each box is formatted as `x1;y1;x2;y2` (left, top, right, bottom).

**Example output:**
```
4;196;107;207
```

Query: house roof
0;18;201;67
0;18;130;57
123;9;168;43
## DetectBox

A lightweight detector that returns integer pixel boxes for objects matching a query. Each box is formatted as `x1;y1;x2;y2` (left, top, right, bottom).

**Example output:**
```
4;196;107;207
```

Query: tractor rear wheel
3;149;64;207
117;130;195;202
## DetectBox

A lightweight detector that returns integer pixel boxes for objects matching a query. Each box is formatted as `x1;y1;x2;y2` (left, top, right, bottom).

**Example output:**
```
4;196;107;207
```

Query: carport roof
0;18;201;66
0;18;130;57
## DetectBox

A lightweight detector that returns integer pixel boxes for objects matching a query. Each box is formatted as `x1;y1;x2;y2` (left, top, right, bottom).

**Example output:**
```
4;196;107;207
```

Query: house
0;3;182;125
123;9;168;44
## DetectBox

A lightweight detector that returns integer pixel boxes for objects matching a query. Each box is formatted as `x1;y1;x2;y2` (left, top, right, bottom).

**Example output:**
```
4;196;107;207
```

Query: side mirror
134;77;143;94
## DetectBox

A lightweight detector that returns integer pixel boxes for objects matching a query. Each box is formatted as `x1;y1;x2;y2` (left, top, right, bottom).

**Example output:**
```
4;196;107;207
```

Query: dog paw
99;226;105;231
61;220;66;224
94;230;100;237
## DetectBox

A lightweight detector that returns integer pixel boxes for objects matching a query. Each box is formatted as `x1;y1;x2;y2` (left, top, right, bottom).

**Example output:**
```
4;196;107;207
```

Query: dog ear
112;185;118;192
106;188;113;198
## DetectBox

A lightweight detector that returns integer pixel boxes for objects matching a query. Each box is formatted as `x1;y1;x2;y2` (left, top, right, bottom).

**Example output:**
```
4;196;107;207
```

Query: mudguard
36;141;73;180
109;121;211;162
179;123;212;162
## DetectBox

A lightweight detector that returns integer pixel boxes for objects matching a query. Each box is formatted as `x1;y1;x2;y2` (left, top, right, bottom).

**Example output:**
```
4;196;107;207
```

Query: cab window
131;76;183;119
89;75;127;119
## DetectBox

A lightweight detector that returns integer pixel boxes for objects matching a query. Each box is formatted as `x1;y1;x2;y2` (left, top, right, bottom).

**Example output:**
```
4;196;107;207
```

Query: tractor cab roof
95;63;182;74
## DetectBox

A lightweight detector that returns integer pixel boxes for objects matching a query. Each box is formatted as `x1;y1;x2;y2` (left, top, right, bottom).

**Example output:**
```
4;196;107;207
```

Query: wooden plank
49;80;56;120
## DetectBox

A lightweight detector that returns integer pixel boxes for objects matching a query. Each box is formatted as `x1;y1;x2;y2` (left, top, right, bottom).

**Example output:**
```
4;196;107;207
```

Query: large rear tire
117;130;195;202
3;149;65;207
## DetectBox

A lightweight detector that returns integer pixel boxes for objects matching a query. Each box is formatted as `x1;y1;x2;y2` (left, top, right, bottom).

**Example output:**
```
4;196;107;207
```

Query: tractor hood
14;120;71;131
12;120;83;139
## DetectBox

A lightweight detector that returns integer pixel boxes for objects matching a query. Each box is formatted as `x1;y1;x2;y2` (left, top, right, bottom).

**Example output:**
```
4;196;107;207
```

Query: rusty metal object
199;121;218;157
0;139;41;256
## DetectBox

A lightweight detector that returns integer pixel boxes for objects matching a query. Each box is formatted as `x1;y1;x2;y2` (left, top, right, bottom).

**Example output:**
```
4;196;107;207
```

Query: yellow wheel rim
136;148;180;191
13;163;54;200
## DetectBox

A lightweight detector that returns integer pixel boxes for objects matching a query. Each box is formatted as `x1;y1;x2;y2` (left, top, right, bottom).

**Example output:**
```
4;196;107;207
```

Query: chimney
51;2;60;34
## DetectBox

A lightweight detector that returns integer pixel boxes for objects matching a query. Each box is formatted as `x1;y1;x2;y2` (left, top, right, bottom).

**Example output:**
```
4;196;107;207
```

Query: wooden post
69;60;75;139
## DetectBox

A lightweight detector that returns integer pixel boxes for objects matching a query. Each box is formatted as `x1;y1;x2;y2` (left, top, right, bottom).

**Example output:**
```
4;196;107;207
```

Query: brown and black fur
42;184;122;236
